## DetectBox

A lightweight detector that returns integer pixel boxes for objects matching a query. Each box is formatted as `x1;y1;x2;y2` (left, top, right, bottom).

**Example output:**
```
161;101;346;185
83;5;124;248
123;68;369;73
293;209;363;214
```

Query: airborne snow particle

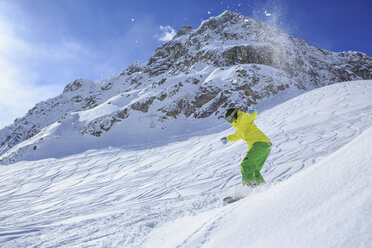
264;11;272;17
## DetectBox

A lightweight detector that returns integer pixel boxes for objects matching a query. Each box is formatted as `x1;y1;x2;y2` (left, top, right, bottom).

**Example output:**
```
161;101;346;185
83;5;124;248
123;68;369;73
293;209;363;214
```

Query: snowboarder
221;108;272;187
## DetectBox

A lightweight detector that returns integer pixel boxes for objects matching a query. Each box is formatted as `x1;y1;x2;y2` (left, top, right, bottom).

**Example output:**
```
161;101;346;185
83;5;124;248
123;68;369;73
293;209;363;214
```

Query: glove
220;137;228;144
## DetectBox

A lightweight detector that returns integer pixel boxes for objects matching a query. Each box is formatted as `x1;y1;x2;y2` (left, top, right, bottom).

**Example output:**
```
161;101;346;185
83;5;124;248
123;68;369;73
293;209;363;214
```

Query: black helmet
224;108;238;122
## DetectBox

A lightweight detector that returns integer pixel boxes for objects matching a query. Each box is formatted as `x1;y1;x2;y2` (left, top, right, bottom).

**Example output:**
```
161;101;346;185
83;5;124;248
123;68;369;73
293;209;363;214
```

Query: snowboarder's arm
245;109;257;121
226;132;241;142
236;109;257;127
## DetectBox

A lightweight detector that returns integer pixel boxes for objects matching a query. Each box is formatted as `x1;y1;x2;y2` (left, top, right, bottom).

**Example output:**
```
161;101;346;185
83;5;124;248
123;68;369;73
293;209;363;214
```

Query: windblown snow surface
1;80;371;247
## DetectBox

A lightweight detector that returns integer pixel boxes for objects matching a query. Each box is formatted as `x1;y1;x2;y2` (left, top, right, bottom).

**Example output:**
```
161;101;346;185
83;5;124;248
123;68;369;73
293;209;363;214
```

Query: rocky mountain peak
175;26;194;38
197;10;245;31
1;11;372;164
63;78;97;93
145;12;295;77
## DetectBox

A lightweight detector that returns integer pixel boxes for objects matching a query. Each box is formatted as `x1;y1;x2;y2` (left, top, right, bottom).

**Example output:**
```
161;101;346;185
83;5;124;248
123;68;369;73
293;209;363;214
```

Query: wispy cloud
156;25;177;42
0;2;87;128
0;20;60;128
0;1;189;129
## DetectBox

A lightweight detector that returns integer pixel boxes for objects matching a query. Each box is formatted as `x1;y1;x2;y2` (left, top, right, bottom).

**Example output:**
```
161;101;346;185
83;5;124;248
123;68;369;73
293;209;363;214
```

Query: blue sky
0;0;371;128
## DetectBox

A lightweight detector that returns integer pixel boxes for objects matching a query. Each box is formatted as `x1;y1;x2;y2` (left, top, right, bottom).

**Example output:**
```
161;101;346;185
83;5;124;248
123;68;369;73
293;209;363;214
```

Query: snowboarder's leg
240;158;256;185
254;171;265;185
240;142;271;185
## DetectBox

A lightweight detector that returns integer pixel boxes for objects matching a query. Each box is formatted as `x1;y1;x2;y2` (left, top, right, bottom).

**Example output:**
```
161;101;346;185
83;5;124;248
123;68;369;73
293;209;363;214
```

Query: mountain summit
1;11;371;164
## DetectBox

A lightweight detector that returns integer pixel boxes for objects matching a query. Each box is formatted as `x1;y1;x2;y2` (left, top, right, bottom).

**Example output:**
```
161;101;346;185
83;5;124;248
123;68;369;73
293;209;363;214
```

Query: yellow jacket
226;110;271;149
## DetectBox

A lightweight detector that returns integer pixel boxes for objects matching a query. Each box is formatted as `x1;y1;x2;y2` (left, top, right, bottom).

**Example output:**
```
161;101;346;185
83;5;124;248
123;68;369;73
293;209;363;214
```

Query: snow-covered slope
1;11;372;163
0;64;299;164
145;126;372;248
0;80;371;247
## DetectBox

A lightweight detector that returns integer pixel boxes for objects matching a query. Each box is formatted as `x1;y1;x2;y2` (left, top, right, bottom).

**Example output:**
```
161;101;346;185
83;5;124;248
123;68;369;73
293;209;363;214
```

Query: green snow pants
240;142;272;185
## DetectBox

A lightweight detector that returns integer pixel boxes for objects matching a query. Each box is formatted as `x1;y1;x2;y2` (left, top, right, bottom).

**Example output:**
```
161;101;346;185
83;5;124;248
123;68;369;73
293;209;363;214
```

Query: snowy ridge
1;11;372;164
0;80;371;247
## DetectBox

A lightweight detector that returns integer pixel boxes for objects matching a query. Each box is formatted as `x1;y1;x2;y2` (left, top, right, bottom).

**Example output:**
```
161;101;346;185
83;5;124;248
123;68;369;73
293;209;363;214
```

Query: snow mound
145;126;372;248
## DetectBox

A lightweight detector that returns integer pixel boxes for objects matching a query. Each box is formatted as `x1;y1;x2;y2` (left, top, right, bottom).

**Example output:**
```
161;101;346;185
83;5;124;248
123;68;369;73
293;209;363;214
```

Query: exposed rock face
222;46;276;67
1;10;372;161
175;26;193;38
131;97;156;113
82;108;129;137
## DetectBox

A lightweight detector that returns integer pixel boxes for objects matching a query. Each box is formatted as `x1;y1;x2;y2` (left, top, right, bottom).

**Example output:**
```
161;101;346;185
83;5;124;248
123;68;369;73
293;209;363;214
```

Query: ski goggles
225;109;237;122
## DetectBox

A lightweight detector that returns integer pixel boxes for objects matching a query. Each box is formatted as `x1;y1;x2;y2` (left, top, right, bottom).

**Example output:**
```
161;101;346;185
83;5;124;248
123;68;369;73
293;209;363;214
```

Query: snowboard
223;196;244;204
